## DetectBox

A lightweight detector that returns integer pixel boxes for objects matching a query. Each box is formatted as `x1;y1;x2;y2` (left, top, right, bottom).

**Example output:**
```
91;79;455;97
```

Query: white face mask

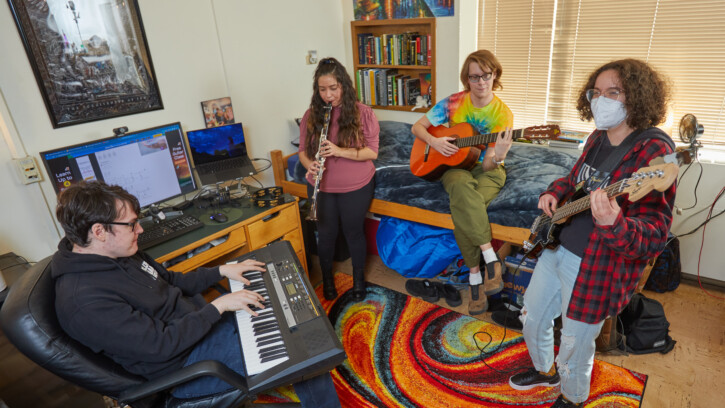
591;96;627;130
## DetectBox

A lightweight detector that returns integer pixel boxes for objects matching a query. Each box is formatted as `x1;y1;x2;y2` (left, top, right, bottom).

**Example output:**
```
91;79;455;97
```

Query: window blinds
479;0;725;145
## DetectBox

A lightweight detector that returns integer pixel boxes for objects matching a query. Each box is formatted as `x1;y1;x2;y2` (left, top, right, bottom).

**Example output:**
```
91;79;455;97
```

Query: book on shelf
406;78;421;105
355;31;430;66
355;69;423;107
419;73;431;102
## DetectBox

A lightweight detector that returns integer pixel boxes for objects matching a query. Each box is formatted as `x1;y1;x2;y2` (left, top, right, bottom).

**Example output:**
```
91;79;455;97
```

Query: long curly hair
576;59;671;129
304;57;362;159
459;49;503;92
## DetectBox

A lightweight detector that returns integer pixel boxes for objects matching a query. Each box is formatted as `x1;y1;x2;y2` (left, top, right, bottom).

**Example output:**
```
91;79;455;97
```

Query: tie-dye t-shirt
425;91;513;160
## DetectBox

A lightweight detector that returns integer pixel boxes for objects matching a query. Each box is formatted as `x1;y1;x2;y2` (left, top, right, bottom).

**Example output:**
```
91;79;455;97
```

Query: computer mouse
210;213;228;223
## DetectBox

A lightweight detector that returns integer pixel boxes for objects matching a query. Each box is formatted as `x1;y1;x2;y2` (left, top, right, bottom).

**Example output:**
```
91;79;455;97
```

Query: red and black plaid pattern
542;130;676;323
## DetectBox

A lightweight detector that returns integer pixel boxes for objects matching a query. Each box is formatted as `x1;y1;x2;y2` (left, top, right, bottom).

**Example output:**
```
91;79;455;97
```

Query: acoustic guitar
522;148;694;258
409;122;561;181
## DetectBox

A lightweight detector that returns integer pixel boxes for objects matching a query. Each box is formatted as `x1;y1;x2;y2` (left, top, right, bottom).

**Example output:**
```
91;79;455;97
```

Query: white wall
211;0;346;172
672;161;725;281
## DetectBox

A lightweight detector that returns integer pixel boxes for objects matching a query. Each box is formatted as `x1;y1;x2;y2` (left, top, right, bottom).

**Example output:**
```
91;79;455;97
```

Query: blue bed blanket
292;121;579;229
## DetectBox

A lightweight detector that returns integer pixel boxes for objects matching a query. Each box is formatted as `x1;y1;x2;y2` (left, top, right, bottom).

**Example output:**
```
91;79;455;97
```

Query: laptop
186;123;257;185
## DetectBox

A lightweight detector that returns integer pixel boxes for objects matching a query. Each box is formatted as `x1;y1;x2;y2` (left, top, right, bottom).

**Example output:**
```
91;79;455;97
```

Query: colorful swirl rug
256;273;647;407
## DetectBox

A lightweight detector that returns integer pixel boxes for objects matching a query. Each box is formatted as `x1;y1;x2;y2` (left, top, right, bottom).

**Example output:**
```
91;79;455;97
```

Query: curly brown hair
576;59;671;129
305;57;363;159
460;50;503;92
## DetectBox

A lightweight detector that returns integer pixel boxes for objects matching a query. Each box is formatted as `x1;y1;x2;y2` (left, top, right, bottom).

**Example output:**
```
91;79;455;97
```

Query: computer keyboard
137;214;204;250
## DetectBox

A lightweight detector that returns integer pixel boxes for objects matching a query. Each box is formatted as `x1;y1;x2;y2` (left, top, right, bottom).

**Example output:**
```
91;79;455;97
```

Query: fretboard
551;179;628;223
452;128;525;148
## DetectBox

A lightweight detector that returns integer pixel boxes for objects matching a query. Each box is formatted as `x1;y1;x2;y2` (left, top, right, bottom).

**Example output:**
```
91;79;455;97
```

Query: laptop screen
186;123;248;166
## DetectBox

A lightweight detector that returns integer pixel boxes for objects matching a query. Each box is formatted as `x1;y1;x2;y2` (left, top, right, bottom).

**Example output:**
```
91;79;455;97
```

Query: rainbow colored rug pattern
257;273;646;407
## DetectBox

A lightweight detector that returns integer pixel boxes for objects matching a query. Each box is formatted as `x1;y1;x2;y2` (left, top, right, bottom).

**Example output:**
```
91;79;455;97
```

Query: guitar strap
583;128;645;192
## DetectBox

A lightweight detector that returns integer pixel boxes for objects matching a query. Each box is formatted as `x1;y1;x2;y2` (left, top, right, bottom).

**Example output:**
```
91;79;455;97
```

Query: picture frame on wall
201;97;235;128
7;0;163;128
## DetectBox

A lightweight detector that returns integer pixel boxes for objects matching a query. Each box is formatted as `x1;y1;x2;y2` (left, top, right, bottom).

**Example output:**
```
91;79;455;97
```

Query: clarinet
306;103;333;221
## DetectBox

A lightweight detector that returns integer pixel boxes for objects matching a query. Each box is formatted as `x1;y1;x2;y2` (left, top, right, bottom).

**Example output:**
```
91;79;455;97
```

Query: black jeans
307;178;374;275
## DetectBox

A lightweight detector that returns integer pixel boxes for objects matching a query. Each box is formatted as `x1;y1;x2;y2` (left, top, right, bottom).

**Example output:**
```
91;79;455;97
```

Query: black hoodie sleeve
140;253;222;296
64;287;221;366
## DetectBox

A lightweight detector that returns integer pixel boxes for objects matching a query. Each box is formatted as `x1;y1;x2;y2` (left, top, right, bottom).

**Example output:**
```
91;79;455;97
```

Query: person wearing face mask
298;57;379;302
507;59;676;407
411;50;514;316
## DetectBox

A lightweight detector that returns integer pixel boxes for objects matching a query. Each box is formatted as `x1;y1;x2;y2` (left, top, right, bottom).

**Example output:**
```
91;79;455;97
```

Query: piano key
258;337;283;347
256;333;282;343
260;352;289;364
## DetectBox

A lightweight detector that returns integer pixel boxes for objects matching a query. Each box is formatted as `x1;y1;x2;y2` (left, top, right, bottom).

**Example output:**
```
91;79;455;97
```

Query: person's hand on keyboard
220;259;266;285
211;289;266;316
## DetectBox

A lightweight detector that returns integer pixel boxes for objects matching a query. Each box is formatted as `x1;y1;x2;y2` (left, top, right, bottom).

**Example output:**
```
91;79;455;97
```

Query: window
479;0;725;145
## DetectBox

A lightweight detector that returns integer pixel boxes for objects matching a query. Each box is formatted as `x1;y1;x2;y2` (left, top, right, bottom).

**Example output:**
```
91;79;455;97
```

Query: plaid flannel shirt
542;128;676;323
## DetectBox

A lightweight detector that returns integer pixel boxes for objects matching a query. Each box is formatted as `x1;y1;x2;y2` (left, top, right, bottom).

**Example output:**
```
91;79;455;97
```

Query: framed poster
7;0;163;128
353;0;454;20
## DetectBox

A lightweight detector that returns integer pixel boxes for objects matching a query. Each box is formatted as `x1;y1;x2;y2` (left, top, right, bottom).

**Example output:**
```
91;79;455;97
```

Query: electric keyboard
228;241;346;394
137;214;204;250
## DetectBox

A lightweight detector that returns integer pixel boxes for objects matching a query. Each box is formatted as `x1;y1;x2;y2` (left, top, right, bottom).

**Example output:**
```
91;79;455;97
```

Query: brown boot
468;284;488;315
483;258;504;296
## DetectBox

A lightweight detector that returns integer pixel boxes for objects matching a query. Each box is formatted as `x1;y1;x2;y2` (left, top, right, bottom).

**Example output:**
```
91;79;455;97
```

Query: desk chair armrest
118;360;248;403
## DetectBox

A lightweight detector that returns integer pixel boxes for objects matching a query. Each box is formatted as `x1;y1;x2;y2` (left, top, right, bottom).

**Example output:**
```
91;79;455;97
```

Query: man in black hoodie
52;181;340;406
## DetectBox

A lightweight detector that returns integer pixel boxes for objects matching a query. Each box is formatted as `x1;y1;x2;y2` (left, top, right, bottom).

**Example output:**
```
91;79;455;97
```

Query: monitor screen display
185;122;247;166
39;122;196;208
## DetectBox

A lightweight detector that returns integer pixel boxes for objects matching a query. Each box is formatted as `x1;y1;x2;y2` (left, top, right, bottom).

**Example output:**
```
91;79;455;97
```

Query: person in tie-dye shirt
411;50;514;316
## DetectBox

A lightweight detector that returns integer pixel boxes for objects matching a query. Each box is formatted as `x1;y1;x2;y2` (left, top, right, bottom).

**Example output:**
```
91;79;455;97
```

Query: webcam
113;126;129;136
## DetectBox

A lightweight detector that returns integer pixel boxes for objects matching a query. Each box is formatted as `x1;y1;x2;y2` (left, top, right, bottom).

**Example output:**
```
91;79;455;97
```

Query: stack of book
356;70;429;107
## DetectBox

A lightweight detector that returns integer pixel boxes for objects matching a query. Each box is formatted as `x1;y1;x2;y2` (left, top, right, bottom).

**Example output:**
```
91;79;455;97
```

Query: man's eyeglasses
468;72;494;83
586;87;623;102
106;220;141;231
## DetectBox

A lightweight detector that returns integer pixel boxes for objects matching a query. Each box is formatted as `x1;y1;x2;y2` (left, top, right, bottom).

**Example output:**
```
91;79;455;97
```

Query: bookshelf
351;18;436;112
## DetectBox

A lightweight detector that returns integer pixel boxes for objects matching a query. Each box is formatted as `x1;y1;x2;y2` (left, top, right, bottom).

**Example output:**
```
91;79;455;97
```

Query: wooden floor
1;254;722;408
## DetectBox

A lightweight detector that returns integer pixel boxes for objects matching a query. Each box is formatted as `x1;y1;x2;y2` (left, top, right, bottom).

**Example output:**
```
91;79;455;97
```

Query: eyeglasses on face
468;72;494;83
586;87;623;102
106;220;141;231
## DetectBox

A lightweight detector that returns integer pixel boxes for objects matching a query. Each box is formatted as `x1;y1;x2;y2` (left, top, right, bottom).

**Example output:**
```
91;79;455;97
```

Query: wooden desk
144;196;307;275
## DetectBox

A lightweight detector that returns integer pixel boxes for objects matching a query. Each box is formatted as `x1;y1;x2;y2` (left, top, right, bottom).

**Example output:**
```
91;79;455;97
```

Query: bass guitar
410;122;561;181
523;149;694;258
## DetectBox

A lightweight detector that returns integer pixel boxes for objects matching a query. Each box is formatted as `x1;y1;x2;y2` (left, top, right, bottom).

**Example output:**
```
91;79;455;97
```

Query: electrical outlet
14;156;42;185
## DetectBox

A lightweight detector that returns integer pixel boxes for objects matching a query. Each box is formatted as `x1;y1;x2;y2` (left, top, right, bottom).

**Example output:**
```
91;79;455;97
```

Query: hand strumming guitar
430;134;459;157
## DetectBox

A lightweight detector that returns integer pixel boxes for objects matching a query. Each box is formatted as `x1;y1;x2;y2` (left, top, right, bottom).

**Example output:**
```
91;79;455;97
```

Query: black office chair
0;256;250;408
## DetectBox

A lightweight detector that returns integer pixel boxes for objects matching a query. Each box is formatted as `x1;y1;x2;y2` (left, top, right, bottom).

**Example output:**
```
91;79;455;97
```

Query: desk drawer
247;205;298;249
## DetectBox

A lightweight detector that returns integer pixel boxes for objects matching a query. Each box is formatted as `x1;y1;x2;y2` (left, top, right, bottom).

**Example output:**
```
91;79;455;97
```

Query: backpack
644;236;681;293
617;293;676;354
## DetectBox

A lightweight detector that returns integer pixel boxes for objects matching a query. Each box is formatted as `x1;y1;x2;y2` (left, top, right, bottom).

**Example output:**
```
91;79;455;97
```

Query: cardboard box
497;255;536;307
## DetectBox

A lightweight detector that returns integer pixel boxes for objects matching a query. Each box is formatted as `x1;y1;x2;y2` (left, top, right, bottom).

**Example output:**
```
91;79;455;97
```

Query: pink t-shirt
298;102;379;193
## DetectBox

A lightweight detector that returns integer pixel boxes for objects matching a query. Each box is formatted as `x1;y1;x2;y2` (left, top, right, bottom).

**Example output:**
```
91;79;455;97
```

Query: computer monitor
39;122;196;208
